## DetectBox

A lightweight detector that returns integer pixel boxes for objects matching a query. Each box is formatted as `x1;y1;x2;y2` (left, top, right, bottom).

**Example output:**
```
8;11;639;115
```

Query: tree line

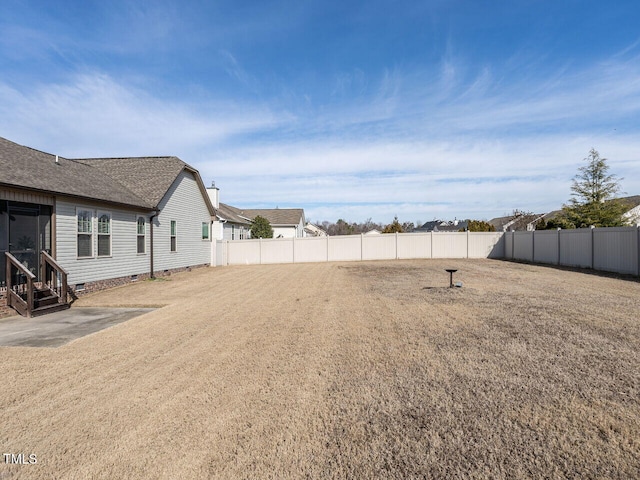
316;217;416;236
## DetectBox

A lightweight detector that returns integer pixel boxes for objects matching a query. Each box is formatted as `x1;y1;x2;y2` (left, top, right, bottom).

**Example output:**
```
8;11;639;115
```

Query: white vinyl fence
504;227;640;276
213;227;640;277
214;232;505;266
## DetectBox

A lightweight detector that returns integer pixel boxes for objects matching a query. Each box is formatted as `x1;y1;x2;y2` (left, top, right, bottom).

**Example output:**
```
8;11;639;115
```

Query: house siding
152;170;212;271
56;198;151;285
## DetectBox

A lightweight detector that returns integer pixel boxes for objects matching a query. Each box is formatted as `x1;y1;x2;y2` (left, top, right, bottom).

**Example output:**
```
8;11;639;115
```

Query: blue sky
1;0;639;224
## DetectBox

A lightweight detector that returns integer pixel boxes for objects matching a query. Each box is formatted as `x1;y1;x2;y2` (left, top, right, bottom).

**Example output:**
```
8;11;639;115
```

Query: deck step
31;303;70;317
35;295;60;308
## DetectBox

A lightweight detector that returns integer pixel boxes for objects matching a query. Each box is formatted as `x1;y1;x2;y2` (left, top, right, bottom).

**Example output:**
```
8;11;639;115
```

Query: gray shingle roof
237;208;305;226
1;136;213;214
0;137;150;208
74;156;187;208
217;203;252;225
619;195;640;208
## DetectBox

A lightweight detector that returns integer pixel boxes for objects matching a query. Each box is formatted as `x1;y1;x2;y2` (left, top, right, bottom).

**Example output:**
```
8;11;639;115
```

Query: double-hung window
202;222;210;240
137;217;146;254
77;209;93;258
97;212;111;257
170;220;177;252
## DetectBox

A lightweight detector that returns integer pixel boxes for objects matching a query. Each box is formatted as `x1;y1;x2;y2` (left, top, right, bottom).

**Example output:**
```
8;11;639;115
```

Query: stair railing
5;252;35;317
41;251;69;305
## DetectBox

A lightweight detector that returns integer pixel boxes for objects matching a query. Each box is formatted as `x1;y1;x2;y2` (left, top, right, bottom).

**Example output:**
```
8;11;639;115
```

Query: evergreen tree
382;216;404;233
561;149;628;228
250;215;274;238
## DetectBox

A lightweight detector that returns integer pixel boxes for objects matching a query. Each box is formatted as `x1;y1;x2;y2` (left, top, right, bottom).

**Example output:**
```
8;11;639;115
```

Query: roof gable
74;156;187;208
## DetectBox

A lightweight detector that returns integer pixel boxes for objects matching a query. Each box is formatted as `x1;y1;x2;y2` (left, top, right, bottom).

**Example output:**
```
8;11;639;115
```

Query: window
202;222;210;240
231;224;235;240
170;220;177;252
137;217;146;254
77;209;93;258
97;212;111;256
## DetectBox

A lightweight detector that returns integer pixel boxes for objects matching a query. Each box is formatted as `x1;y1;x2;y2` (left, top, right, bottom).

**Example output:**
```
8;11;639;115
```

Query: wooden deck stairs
5;251;70;317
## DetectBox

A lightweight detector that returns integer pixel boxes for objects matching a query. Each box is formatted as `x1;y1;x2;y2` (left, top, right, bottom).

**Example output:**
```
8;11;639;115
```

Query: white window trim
76;207;94;259
170;220;177;252
137;216;146;255
202;221;210;241
97;210;112;257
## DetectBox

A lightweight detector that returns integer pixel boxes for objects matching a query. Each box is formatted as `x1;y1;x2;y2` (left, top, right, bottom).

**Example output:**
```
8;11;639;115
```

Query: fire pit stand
445;269;458;288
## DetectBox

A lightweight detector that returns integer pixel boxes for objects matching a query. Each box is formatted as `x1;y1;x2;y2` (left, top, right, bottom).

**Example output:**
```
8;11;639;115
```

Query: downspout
149;210;159;279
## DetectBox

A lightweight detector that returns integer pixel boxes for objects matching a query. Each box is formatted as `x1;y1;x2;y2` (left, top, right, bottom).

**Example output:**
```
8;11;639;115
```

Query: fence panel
559;229;592;268
512;232;533;262
432;232;467;258
260;238;294;264
532;230;559;265
397;233;432;259
227;239;261;265
593;227;639;275
468;232;504;258
294;237;328;263
504;232;513;259
328;236;361;261
362;234;396;260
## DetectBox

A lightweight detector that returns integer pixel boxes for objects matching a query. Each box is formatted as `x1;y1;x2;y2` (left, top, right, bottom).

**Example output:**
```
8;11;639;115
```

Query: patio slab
0;307;155;347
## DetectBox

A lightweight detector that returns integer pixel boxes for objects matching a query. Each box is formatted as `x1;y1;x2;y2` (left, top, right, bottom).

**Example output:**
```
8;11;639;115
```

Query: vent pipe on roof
55;155;59;165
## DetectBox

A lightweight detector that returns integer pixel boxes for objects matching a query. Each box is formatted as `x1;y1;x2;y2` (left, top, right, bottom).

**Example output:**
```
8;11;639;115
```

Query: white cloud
1;50;639;224
0;72;287;157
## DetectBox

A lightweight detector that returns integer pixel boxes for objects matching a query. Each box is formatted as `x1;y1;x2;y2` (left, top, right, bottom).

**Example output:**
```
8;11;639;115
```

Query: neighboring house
415;219;468;232
205;184;252;240
621;195;640;225
537;195;640;227
489;213;544;232
304;223;327;237
217;203;252;240
364;229;382;235
0;136;215;300
235;208;306;238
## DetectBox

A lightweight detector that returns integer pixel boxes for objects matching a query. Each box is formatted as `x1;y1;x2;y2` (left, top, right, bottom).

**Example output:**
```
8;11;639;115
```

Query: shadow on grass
501;259;640;283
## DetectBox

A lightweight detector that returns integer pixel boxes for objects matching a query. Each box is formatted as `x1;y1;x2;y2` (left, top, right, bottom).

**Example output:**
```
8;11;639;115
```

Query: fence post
557;228;561;265
259;238;262;265
395;232;399;260
466;230;469;258
361;233;364;261
430;231;433;258
512;231;515;259
591;226;595;269
531;230;535;262
292;235;296;263
326;235;330;262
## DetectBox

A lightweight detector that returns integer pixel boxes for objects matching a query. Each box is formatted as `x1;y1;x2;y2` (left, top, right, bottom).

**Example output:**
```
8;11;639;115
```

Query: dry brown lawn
0;259;639;479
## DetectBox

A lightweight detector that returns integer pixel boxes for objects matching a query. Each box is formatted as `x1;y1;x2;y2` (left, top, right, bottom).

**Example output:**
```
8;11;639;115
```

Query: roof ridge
72;155;181;161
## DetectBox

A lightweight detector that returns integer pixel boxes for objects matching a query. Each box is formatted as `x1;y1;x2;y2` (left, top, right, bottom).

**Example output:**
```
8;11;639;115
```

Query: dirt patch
0;259;638;479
